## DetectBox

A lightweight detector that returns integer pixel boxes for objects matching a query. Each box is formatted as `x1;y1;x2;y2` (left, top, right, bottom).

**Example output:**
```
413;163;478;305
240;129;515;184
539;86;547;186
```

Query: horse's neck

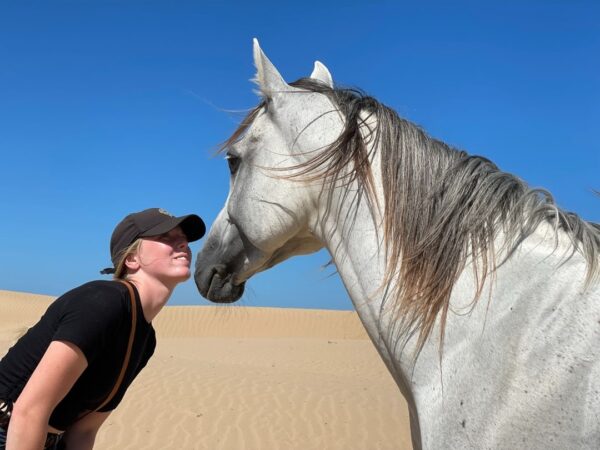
312;163;430;430
310;112;594;368
308;115;599;448
312;146;407;370
318;188;389;338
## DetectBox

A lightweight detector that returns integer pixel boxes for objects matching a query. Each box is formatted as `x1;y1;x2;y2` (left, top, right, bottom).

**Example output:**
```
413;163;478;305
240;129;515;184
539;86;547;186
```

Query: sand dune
0;290;411;449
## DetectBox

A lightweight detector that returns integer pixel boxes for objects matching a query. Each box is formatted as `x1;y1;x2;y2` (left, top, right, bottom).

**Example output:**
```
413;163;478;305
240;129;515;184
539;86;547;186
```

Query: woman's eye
156;234;185;246
225;154;240;175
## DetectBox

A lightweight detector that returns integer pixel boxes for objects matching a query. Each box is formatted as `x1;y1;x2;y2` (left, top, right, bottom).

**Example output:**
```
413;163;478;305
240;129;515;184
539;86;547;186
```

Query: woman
0;208;205;449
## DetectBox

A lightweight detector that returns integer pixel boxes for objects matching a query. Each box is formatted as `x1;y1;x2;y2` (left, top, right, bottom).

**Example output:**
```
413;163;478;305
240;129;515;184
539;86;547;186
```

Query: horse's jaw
195;206;324;303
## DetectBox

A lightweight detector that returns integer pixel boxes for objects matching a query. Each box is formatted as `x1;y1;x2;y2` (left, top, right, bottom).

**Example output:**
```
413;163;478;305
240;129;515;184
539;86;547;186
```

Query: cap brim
140;214;206;242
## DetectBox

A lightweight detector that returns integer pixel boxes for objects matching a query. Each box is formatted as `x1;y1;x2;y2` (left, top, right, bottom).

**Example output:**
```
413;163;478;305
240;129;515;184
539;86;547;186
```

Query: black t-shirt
0;280;156;430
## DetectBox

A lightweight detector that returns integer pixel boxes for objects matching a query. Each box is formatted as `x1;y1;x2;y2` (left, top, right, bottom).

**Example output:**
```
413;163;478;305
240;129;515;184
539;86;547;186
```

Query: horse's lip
199;267;245;303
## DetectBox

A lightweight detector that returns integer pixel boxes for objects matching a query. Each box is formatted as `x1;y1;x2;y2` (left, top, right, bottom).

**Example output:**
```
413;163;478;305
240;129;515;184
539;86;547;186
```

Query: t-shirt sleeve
52;283;127;364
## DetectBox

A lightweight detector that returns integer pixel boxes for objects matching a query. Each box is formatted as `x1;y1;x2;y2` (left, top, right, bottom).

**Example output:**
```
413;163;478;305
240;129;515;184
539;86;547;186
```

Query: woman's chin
167;268;192;284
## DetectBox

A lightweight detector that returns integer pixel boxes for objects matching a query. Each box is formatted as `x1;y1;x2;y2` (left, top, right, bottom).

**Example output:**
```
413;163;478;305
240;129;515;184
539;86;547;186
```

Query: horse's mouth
195;264;245;303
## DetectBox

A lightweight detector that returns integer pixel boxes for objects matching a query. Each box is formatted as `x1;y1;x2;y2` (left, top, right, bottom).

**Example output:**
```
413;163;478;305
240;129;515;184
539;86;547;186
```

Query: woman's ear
124;252;140;271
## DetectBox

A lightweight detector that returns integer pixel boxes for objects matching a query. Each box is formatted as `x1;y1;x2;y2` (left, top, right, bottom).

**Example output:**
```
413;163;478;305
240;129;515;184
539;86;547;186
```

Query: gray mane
223;78;600;353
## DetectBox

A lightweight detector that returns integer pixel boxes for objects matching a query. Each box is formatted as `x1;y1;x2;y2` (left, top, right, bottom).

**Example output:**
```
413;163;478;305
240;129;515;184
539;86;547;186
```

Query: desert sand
0;290;411;449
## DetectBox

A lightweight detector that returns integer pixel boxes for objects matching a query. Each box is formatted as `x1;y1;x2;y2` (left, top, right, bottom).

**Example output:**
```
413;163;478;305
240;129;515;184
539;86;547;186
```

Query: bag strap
95;279;137;412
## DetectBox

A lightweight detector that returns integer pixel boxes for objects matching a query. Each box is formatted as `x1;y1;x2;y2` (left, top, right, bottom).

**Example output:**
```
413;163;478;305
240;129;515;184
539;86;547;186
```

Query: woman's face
135;226;192;284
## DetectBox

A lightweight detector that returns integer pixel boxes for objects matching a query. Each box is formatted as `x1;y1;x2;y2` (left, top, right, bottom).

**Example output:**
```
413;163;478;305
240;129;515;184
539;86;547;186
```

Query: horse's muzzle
195;264;245;303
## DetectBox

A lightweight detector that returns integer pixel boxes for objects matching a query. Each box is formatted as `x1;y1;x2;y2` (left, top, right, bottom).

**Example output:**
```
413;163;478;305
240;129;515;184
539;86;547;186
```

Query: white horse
195;39;600;449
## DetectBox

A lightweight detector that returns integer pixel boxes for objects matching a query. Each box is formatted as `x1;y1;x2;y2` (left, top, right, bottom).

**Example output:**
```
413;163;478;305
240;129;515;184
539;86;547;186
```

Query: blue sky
1;1;598;310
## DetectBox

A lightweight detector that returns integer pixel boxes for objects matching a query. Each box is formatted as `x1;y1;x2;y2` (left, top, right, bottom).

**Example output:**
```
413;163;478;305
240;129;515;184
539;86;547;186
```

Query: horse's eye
225;154;240;175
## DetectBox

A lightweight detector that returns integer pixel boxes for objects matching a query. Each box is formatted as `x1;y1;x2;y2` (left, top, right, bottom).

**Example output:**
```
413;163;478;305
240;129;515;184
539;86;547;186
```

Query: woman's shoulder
50;281;133;363
53;280;131;317
61;280;129;299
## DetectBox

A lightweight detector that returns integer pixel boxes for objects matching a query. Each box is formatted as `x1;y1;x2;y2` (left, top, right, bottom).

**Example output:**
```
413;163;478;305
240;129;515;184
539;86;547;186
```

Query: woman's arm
61;411;110;450
6;340;87;450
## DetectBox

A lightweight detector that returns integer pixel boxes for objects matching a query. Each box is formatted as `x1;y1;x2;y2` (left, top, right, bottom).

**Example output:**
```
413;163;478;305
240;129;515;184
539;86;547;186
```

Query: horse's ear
252;38;288;99
310;61;333;88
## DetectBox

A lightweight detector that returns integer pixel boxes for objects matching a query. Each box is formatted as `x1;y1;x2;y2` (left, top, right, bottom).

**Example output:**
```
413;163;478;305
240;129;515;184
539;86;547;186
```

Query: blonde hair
113;239;142;279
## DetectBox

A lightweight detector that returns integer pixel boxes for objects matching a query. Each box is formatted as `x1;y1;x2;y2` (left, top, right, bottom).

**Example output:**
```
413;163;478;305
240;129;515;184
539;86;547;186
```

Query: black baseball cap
100;208;205;276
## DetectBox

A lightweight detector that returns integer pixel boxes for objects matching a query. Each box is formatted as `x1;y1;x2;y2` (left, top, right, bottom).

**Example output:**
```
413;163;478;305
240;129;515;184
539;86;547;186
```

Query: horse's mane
221;78;600;355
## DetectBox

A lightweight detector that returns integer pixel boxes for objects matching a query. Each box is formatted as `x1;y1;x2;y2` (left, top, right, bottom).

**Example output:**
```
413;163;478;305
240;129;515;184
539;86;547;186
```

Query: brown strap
95;279;137;411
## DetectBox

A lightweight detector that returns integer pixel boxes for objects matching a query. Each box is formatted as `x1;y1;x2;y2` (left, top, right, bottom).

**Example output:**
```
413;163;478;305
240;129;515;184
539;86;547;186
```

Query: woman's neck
124;274;175;323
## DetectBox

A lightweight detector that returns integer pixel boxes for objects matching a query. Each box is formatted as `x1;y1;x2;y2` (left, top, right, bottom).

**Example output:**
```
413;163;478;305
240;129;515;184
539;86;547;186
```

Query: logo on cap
158;208;174;217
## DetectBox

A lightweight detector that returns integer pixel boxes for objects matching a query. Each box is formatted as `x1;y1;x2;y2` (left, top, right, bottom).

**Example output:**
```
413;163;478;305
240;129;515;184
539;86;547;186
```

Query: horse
195;39;600;449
